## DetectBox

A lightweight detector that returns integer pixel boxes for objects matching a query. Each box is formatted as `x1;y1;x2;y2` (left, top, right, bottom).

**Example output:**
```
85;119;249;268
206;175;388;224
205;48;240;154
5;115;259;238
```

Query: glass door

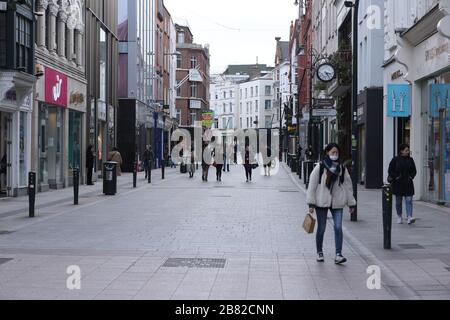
424;71;450;204
46;106;64;189
0;112;12;197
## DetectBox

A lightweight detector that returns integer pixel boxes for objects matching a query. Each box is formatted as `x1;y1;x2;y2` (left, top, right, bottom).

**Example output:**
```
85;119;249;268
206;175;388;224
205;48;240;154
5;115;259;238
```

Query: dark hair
324;143;341;156
112;147;119;152
399;144;410;153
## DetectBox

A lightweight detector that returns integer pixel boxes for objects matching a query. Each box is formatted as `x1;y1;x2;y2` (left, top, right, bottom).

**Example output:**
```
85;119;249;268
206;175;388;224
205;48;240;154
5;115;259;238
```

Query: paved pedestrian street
0;165;450;300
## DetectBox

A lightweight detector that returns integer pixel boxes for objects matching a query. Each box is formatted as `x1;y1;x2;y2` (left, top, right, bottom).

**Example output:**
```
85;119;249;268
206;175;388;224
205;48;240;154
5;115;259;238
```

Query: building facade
0;0;36;197
85;0;119;181
175;24;210;127
383;0;450;204
33;0;87;192
117;0;156;172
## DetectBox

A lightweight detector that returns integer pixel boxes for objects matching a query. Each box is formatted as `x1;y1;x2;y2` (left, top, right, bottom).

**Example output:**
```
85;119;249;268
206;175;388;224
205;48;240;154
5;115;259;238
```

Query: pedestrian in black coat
86;145;95;185
388;144;417;225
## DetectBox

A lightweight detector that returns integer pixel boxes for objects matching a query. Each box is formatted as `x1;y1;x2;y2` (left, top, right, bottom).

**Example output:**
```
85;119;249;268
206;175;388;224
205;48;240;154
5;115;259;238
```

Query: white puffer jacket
306;163;357;209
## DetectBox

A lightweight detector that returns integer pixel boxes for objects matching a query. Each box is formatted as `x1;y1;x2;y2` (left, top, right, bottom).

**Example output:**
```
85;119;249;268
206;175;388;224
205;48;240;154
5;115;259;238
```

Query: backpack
318;163;346;186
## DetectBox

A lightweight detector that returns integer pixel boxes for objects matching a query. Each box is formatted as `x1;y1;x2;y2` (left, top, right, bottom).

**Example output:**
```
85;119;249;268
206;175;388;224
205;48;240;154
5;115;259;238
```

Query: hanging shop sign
189;69;203;82
387;84;411;118
202;112;213;128
312;108;337;117
430;84;450;118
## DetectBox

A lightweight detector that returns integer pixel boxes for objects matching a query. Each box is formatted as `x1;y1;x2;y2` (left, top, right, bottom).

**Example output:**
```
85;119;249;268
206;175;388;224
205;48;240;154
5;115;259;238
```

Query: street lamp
344;0;359;222
297;45;330;162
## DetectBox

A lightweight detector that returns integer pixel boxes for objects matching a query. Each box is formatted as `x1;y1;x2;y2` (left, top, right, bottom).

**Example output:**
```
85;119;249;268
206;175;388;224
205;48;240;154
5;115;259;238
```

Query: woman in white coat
306;143;356;264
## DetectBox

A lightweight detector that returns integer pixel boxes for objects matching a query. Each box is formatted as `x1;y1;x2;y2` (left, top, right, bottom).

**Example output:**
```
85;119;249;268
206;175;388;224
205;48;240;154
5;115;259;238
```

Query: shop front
34;66;86;191
0;91;33;197
384;20;450;203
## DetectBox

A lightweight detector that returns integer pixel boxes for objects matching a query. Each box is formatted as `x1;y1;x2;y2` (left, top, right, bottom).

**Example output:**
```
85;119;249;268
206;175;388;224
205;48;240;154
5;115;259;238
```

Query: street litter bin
103;161;117;195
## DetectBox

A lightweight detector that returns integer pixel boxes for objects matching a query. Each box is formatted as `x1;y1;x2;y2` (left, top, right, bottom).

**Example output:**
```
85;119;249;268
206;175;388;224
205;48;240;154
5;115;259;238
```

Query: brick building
175;24;210;127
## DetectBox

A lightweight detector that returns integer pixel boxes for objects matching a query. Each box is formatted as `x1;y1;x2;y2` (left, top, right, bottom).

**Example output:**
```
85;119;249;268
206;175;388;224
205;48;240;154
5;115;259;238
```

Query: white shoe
408;217;416;225
335;255;347;265
397;216;403;224
317;253;324;262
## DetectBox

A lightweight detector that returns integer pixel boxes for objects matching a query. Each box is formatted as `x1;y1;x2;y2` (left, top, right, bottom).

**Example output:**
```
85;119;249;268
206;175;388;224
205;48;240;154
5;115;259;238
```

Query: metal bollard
133;162;137;188
148;160;152;184
382;184;393;250
73;168;80;205
28;172;36;218
162;160;165;180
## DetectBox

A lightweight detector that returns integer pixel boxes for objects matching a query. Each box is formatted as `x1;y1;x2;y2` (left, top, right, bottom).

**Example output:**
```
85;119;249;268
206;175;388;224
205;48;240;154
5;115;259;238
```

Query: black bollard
28;172;36;218
73;168;79;205
162;160;165;180
382;184;393;250
148;160;152;184
133;162;137;188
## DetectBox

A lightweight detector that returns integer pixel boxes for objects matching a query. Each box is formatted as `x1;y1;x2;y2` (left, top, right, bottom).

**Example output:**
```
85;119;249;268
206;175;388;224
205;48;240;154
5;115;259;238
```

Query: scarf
322;156;341;190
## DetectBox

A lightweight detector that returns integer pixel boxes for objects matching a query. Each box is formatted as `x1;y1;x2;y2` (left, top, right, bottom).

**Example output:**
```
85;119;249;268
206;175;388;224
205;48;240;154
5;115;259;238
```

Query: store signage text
70;91;85;105
45;67;67;107
425;43;449;62
391;70;404;81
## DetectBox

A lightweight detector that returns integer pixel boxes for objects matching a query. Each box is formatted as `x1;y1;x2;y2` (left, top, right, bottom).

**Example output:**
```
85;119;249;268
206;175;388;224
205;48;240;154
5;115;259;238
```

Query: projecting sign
189;69;203;82
387;84;411;118
312;108;337;117
314;98;335;108
0;2;7;11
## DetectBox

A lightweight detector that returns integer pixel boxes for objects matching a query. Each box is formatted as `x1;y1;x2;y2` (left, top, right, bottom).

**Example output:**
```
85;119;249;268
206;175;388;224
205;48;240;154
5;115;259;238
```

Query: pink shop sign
45;67;68;107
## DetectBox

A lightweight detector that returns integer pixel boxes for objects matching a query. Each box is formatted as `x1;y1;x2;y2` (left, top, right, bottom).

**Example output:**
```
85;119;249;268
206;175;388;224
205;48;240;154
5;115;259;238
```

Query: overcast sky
164;0;300;74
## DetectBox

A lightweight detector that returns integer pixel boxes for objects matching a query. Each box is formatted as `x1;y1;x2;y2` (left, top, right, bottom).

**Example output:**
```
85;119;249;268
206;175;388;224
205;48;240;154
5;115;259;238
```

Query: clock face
317;63;336;83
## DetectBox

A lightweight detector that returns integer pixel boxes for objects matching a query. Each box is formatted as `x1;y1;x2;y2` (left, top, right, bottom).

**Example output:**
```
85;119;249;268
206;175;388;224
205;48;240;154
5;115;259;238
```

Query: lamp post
344;0;359;222
298;45;328;162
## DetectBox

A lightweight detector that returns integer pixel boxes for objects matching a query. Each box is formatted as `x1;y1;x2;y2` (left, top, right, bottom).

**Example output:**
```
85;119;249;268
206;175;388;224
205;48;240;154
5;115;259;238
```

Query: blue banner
387;84;411;118
430;84;450;118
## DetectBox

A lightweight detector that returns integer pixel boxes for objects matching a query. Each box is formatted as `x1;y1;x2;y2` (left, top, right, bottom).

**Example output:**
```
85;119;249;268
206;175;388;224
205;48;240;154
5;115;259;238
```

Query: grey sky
164;0;300;74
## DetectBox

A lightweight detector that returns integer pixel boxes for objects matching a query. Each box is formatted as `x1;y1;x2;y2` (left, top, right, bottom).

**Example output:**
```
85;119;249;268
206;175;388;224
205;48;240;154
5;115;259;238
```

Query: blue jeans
316;208;344;256
395;196;413;218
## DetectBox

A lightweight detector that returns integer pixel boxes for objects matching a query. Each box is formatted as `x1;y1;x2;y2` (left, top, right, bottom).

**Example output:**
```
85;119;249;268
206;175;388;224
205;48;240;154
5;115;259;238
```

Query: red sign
45;67;67;107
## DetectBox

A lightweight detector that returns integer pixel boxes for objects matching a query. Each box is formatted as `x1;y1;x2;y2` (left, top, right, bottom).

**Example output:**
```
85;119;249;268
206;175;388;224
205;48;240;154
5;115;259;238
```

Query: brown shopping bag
303;213;316;234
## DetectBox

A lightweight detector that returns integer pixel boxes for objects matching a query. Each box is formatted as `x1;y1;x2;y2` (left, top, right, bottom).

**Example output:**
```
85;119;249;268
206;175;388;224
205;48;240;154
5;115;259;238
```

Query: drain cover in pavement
398;244;425;249
162;258;226;269
0;258;13;266
0;231;14;235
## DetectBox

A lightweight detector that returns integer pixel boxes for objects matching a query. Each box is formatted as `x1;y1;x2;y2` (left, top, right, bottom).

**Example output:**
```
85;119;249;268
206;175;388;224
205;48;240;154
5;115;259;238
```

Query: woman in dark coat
388;144;417;225
86;145;95;185
243;146;253;183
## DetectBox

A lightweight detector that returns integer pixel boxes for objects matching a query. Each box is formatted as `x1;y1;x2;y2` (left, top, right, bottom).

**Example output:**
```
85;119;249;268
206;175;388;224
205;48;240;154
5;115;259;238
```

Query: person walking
201;142;211;182
262;143;273;177
86;145;95;185
306;143;356;265
143;145;154;179
388;144;417;225
188;153;196;178
243;145;254;183
108;147;123;176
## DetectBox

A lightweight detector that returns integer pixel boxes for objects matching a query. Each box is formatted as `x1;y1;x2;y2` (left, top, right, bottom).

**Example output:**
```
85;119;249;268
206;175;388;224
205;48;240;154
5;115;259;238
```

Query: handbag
251;163;259;169
303;213;316;234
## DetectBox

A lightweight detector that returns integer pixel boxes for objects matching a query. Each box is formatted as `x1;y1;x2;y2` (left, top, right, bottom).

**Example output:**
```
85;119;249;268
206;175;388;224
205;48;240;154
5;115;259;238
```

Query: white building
210;64;276;133
273;38;290;131
383;0;450;204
